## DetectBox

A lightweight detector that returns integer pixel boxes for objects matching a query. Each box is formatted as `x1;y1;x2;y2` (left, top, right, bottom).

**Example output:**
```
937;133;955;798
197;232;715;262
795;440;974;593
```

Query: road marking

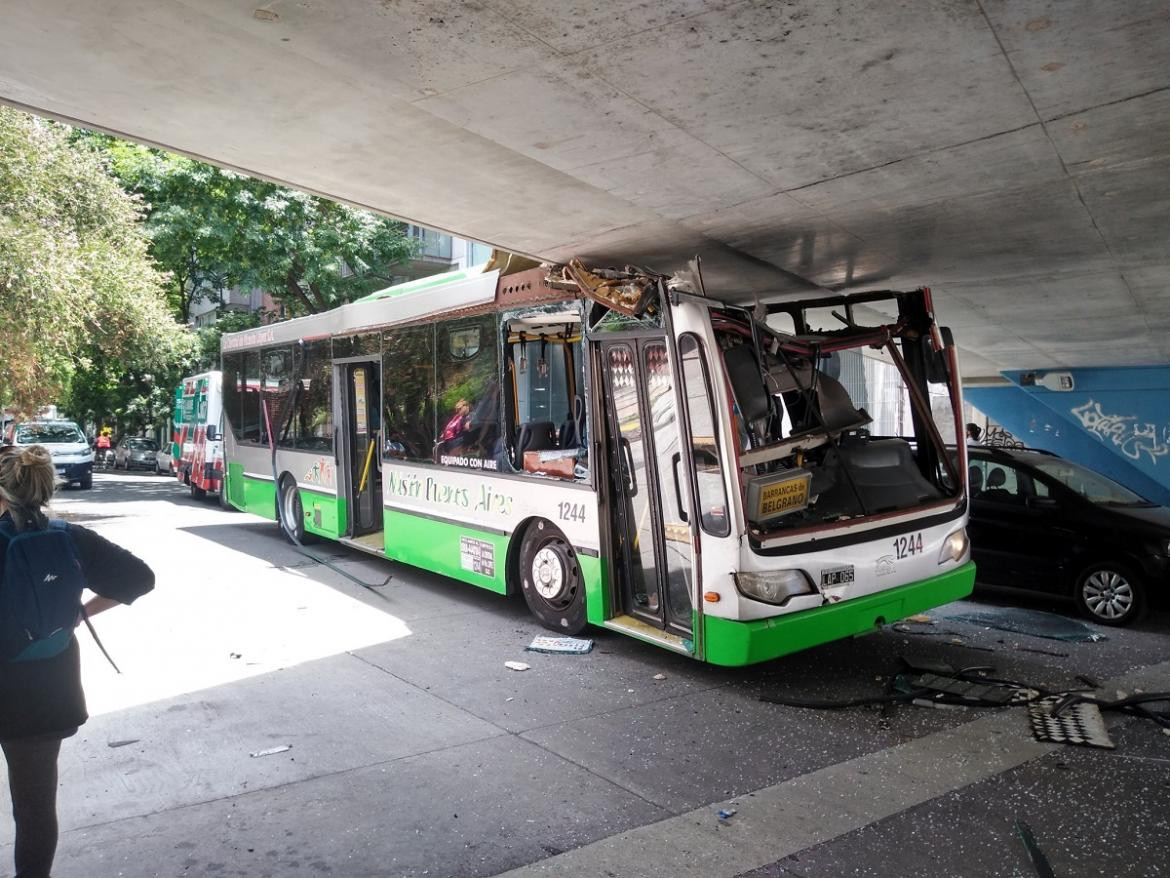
495;659;1170;878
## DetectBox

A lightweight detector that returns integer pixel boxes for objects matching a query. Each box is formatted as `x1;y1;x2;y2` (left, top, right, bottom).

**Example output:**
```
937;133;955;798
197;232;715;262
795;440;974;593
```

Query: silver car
113;437;160;470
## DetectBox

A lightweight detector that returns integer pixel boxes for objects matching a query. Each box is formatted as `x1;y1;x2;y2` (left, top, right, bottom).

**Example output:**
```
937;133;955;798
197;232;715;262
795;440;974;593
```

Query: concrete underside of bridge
2;0;1168;377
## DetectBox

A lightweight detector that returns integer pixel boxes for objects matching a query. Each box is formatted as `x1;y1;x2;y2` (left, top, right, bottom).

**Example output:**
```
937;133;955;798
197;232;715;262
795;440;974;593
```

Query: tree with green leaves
98;141;418;319
0;108;190;415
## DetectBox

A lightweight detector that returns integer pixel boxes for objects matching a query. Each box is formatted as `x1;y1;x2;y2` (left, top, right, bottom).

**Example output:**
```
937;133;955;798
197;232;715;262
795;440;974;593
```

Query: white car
156;447;174;474
9;420;94;489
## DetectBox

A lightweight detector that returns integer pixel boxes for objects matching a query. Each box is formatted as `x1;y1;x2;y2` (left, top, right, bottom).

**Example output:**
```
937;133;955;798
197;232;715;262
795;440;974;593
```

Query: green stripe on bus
302;491;345;539
358;269;474;302
238;471;277;520
384;508;508;595
581;553;608;625
702;562;976;667
225;462;244;510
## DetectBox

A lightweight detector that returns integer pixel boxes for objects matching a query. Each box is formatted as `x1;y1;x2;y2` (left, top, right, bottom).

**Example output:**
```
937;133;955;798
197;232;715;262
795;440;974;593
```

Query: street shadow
174;521;526;622
75;473;214;508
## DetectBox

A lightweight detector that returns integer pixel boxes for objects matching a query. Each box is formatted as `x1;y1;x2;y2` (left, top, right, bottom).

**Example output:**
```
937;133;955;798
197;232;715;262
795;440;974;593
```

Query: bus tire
190;481;207;500
518;520;587;635
278;476;314;544
218;484;235;511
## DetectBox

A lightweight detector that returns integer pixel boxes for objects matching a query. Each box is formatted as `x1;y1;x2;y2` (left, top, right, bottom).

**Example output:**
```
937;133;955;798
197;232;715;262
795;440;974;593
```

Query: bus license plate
758;476;810;519
821;565;855;587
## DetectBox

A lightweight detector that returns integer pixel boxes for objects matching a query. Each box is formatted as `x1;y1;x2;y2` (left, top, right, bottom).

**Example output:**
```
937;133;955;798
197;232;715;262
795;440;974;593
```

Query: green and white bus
219;257;975;666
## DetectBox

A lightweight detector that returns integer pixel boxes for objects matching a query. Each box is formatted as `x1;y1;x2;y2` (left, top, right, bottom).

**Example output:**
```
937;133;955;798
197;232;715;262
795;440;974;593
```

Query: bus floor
23;471;1170;878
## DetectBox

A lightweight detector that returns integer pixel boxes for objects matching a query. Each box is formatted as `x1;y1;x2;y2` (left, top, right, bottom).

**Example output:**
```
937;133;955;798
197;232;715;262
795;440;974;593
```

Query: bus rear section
177;371;225;500
658;282;974;665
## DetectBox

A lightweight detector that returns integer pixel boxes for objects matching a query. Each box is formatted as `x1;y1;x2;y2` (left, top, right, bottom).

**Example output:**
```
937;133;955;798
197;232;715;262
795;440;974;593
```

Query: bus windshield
710;299;961;538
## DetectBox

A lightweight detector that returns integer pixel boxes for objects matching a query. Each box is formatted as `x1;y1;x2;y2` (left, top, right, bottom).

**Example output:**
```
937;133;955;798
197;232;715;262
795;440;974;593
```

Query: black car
966;446;1169;626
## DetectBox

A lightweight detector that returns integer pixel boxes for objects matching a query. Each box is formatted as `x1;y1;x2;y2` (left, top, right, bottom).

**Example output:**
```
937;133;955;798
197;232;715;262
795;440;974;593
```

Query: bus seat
815;374;871;432
558;396;586;449
517;421;556;456
813;438;942;516
724;345;770;423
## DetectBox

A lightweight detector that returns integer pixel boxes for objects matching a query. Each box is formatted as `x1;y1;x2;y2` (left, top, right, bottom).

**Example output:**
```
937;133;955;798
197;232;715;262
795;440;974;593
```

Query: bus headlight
938;529;969;565
734;569;815;605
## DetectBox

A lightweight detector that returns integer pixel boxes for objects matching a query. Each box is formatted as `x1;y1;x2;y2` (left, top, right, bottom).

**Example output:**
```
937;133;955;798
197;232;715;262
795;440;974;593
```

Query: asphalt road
3;470;1166;877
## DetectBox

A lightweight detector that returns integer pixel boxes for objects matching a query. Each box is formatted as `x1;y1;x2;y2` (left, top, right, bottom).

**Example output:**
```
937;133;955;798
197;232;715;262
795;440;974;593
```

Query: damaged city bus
218;254;974;666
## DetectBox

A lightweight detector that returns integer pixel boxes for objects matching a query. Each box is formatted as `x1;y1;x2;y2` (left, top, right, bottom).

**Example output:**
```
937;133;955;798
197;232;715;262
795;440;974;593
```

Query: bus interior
707;290;963;545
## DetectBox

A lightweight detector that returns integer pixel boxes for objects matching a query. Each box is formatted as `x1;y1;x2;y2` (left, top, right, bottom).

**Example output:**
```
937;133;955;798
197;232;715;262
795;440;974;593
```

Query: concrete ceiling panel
806;179;1113;286
579;0;1037;190
1071;157;1170;268
941;272;1138;321
1;0;1168;372
1047;88;1170;171
481;0;730;54
980;0;1170;120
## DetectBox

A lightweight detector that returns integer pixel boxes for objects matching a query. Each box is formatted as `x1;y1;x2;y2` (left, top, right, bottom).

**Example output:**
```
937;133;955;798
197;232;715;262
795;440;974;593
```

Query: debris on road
941;607;1106;642
525;635;593;655
653;673;666;681
250;745;292;758
504;661;530;672
905;614;934;623
1029;696;1115;749
1014;819;1056;878
107;739;139;748
717;808;737;821
1014;646;1070;658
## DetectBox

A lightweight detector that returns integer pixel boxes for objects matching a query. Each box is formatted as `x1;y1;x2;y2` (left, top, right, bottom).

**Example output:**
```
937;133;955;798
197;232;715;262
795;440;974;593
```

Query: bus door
338;359;381;536
598;336;694;638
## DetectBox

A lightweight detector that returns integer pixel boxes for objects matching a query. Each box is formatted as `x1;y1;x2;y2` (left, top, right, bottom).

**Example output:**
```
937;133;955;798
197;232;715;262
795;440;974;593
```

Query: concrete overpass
3;1;1168;487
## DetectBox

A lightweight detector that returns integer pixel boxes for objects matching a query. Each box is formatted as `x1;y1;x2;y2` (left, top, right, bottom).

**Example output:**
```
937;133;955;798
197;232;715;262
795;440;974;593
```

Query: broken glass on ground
941;607;1107;642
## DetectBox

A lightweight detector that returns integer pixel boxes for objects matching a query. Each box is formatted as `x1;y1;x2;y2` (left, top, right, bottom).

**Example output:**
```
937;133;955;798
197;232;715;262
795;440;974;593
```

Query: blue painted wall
965;366;1170;506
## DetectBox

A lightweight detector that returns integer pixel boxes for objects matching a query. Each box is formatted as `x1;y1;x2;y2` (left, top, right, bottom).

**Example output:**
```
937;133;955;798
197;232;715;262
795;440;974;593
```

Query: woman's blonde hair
0;445;55;531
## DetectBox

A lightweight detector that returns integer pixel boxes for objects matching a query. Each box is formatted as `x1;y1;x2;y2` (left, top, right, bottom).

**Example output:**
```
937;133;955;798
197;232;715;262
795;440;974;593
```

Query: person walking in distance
0;444;154;877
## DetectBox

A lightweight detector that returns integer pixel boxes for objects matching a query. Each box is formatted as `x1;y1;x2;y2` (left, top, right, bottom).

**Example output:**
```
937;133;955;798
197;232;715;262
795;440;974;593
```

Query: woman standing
0;445;154;877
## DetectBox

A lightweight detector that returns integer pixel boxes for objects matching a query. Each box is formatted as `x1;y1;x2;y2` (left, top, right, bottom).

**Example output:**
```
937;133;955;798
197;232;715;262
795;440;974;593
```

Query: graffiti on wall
1070;400;1170;465
984;426;1024;449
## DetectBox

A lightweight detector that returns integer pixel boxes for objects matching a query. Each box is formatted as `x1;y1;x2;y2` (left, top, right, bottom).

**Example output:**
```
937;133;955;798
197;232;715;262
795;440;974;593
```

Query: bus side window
508;330;583;479
678;334;730;537
240;351;263;442
222;353;242;439
436;316;500;468
293;339;333;452
382;325;436;463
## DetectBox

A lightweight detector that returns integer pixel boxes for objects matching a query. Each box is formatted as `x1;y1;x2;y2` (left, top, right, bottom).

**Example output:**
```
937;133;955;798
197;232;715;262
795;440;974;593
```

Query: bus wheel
518;520;586;634
279;476;311;544
190;481;207;500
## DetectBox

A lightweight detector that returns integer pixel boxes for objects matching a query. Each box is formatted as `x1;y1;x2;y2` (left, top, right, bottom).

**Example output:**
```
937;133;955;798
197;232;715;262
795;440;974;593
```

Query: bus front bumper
702;561;976;667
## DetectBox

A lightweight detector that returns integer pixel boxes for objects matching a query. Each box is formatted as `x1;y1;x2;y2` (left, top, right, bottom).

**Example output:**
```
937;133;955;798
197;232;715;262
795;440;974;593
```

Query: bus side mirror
206;425;218;440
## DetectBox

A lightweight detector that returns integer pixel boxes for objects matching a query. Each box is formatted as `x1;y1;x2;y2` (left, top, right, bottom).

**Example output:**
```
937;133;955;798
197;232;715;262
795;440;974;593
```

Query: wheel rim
1082;569;1134;620
532;546;566;601
282;484;300;535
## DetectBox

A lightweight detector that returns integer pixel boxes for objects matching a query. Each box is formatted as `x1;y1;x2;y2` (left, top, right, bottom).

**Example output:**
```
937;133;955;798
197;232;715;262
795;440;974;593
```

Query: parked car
967;446;1170;626
113;437;161;470
155;447;174;474
9;420;94;488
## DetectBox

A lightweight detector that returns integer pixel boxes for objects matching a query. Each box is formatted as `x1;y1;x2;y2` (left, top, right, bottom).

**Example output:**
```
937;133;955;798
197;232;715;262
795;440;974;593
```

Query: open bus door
337;359;382;538
596;334;695;641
